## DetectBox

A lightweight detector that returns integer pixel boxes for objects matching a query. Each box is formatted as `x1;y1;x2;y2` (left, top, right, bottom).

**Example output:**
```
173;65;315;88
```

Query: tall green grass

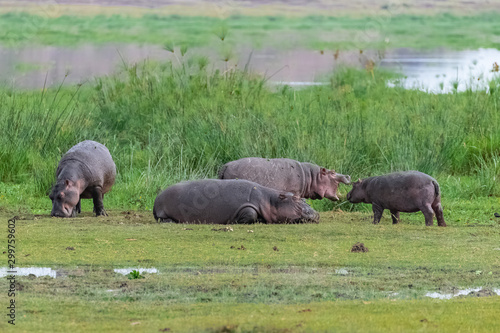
0;60;499;212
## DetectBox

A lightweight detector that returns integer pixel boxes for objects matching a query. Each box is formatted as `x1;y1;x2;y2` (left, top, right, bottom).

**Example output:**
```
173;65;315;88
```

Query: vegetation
0;12;500;50
0;60;499;214
3;211;500;332
1;5;499;332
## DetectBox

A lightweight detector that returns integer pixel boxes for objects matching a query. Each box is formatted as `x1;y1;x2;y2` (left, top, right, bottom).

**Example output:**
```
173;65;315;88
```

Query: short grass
0;12;500;50
2;211;500;332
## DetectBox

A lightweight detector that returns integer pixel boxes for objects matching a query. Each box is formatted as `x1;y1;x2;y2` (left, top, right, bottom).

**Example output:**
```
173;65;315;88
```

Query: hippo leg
390;210;400;224
76;199;81;214
372;204;383;224
432;201;446;227
91;187;107;216
421;204;435;226
235;207;259;224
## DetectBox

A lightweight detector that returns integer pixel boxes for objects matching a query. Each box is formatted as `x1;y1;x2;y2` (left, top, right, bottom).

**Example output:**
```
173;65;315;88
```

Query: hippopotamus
218;158;350;201
153;179;320;224
49;140;116;217
346;171;446;227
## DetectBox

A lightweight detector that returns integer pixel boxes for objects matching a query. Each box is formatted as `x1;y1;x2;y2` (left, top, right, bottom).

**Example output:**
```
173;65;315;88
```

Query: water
425;287;500;299
0;45;499;92
381;48;500;93
0;266;158;278
113;267;158;275
0;267;57;278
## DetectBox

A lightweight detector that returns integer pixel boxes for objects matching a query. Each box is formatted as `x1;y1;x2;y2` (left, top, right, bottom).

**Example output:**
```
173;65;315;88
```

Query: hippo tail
217;164;228;179
432;180;441;198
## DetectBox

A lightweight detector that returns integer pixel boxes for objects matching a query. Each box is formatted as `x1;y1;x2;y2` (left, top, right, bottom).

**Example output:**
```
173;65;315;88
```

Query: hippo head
49;180;80;217
346;179;366;203
274;192;320;223
317;168;351;201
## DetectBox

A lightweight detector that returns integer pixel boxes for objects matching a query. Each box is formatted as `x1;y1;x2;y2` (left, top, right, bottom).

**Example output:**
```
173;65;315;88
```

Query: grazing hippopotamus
218;158;350;201
153;179;320;224
49;140;116;217
346;171;446;227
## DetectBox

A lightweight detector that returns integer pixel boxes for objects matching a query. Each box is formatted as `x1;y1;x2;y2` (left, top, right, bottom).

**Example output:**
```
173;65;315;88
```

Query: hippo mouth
299;207;320;223
325;193;340;201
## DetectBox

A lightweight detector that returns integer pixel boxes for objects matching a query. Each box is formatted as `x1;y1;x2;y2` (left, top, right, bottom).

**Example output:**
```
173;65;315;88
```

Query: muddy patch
351;242;369;253
461;289;498;298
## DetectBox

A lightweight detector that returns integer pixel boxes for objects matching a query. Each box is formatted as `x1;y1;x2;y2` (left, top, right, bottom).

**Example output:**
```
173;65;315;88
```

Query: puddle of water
113;268;158;275
0;266;159;278
335;268;349;275
425;287;500;299
381;48;500;93
0;267;57;278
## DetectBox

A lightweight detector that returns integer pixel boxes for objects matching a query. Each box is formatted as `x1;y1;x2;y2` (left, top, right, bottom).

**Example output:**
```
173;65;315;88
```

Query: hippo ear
320;168;327;176
279;193;287;200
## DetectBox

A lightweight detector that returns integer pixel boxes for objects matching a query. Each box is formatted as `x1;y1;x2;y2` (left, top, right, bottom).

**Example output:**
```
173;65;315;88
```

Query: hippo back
58;140;116;192
219;157;307;196
154;179;270;224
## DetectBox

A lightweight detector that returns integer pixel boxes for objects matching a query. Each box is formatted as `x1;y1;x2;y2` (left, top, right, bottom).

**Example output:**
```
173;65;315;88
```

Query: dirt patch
208;325;238;333
122;211;143;219
351;242;369;253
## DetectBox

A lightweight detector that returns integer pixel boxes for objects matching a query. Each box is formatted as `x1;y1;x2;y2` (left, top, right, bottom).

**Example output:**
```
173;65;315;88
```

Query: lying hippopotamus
218;157;350;201
346;171;446;227
153;179;320;224
49;140;116;217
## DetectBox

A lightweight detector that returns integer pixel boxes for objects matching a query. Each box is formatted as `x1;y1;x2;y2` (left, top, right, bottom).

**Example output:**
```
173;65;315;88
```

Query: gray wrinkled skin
153;179;320;224
49;140;116;217
346;171;446;227
218;157;350;201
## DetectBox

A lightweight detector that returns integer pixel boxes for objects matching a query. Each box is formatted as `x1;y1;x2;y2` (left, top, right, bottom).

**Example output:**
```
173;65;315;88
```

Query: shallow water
0;266;158;278
0;45;498;91
425;287;500;299
0;266;57;278
113;267;158;275
381;48;500;93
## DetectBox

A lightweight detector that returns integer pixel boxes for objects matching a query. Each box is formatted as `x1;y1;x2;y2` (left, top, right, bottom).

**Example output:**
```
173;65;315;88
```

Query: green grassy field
2;211;500;332
1;12;500;50
1;5;500;332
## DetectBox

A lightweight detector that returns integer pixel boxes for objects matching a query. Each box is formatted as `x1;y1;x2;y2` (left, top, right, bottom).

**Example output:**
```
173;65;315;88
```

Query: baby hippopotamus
347;171;446;227
49;140;116;217
218;157;350;201
153;179;320;224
